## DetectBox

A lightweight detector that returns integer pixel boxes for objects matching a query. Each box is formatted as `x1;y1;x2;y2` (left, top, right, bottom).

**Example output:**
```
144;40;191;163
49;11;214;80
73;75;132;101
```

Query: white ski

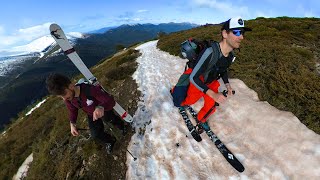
49;23;133;123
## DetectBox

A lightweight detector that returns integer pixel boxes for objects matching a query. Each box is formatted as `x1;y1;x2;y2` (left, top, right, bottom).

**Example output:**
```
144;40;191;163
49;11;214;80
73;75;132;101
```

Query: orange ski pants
181;73;220;123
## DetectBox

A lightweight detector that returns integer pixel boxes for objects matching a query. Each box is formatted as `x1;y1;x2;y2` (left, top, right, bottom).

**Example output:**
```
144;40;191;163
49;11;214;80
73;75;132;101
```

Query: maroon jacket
65;84;115;123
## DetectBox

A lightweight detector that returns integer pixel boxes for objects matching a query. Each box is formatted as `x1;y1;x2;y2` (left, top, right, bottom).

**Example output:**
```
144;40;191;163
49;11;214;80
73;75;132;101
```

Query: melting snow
25;99;47;116
127;40;320;179
12;153;33;180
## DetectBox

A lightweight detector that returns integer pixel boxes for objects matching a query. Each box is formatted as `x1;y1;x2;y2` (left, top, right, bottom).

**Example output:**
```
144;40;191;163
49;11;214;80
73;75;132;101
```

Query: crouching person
46;73;126;153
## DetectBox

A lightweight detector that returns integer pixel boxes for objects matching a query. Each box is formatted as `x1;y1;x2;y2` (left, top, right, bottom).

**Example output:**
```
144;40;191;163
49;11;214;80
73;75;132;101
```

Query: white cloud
0;26;4;34
137;9;148;13
17;22;52;41
133;18;142;21
0;22;53;50
255;10;273;18
304;11;316;17
192;0;250;17
297;5;316;17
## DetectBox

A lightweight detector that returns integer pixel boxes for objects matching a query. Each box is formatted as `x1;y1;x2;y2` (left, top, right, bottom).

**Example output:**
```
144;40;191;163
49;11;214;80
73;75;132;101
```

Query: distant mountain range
0;22;198;130
88;26;118;34
89;22;198;34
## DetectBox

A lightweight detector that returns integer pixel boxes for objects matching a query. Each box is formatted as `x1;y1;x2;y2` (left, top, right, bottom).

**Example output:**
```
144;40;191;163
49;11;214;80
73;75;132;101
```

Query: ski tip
123;114;134;123
236;166;245;173
49;23;61;32
191;132;202;142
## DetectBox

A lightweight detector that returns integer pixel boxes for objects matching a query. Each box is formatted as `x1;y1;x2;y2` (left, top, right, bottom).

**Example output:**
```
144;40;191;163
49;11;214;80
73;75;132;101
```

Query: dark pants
87;110;124;144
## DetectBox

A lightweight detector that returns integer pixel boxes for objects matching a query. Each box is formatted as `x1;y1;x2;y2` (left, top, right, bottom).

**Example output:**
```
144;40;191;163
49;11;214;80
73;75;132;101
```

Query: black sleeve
221;54;235;84
221;70;229;84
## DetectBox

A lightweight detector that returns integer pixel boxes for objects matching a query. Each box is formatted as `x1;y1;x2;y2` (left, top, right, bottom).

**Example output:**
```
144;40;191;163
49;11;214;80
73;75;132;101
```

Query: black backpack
74;78;113;109
180;38;211;69
73;79;94;109
171;39;223;107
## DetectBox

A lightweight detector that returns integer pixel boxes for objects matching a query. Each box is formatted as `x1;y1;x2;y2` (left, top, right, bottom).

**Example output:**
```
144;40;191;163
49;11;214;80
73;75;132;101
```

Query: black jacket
190;43;235;93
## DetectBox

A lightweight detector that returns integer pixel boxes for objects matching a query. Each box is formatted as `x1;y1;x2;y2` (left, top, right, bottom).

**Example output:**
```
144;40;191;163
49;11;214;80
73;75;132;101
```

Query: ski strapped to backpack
50;23;133;123
171;38;223;107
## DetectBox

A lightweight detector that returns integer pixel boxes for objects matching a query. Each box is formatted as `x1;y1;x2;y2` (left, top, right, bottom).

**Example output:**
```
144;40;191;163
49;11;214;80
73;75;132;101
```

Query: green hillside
0;49;141;179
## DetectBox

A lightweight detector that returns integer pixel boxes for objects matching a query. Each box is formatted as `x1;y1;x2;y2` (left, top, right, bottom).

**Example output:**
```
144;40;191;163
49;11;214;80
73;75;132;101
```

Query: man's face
60;85;75;101
225;29;244;49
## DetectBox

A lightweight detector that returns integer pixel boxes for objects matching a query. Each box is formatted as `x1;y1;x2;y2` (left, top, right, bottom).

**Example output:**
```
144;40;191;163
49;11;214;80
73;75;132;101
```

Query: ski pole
126;149;137;161
215;90;235;106
77;128;90;131
202;90;236;120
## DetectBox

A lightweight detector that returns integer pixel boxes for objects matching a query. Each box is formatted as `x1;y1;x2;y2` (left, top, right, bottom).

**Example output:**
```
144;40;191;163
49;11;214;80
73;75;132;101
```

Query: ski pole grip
223;90;236;97
215;90;236;107
222;90;228;97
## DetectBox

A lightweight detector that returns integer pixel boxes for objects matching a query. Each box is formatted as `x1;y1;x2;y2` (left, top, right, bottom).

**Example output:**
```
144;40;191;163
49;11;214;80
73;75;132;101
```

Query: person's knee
90;130;100;140
90;125;104;140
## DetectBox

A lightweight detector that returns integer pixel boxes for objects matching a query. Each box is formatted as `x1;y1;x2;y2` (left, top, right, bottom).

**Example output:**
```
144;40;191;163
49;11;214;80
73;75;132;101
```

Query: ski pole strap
64;48;76;55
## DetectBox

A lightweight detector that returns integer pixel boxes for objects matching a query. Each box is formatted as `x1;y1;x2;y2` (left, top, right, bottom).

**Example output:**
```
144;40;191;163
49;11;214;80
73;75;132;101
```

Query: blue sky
0;0;318;51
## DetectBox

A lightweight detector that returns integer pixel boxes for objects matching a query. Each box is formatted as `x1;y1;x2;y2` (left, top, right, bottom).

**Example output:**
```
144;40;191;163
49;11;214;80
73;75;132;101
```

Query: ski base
186;106;245;172
178;107;202;142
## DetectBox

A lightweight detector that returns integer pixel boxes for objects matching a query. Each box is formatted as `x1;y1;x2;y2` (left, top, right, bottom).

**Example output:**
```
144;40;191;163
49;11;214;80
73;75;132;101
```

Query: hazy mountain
89;22;198;34
88;26;118;34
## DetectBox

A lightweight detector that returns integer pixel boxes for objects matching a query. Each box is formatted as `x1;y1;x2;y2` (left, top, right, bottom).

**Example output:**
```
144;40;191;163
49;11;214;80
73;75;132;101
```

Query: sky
0;0;319;51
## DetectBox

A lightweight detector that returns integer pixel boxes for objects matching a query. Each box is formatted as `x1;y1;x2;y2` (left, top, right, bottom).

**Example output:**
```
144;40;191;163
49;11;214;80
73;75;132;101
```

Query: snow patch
67;32;84;38
25;99;47;116
12;153;33;180
11;35;55;53
127;40;320;179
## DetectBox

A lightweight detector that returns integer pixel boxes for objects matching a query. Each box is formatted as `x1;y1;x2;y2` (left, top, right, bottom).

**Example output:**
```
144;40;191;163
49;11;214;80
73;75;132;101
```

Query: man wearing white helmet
181;17;252;127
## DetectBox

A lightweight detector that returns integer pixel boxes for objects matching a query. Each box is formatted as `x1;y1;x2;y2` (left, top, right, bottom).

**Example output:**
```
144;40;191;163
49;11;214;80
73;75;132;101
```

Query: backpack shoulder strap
209;41;222;65
201;41;222;82
82;84;93;100
75;83;93;105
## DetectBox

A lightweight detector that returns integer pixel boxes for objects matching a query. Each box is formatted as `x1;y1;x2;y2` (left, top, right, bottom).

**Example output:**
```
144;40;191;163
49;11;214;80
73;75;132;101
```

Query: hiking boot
196;123;204;134
199;122;210;131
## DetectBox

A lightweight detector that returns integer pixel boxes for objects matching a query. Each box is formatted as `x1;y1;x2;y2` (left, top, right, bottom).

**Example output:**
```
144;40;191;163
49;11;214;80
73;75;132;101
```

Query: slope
127;40;320;179
0;48;141;179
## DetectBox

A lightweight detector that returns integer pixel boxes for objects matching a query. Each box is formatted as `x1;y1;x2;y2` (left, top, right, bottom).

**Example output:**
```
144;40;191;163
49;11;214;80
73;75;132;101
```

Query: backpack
73;78;93;108
180;38;210;70
171;39;222;107
74;78;112;108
